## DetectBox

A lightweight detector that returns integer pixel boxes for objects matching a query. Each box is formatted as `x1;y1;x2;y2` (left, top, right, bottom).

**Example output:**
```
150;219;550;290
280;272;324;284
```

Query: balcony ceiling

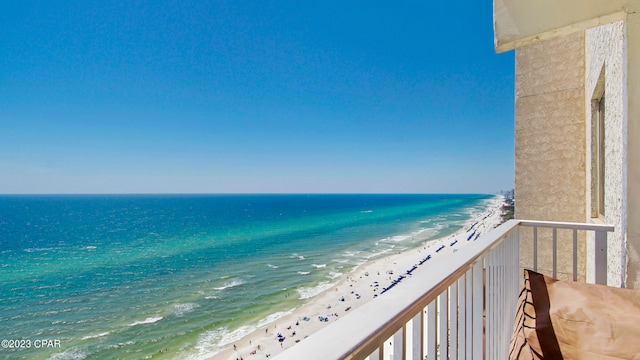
494;0;638;52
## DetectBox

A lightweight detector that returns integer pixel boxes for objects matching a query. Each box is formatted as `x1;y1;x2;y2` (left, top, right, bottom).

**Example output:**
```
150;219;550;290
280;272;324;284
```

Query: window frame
590;67;606;220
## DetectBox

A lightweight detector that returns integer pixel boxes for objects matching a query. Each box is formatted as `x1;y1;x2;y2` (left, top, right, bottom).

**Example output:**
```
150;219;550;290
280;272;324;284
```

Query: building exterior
494;0;640;288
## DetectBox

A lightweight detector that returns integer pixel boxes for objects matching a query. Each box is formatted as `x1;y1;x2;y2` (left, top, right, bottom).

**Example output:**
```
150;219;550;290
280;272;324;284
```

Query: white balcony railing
274;219;615;360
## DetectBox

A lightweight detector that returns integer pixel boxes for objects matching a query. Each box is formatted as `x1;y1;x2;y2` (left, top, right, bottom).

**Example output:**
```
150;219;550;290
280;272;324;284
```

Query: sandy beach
212;197;505;360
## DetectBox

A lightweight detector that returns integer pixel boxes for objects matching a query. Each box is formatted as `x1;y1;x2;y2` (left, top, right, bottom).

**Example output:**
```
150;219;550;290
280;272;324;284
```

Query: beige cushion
509;269;640;360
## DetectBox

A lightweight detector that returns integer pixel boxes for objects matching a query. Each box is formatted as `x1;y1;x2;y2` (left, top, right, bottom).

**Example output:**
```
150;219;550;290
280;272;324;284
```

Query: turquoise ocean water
0;194;495;359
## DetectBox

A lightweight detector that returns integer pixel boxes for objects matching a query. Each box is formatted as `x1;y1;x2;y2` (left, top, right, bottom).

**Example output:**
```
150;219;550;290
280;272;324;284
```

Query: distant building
494;0;639;288
502;189;514;202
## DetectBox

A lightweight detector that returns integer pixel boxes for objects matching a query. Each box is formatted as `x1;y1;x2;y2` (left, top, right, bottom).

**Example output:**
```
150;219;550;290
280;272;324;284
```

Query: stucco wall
627;9;640;289
585;21;627;287
514;31;587;281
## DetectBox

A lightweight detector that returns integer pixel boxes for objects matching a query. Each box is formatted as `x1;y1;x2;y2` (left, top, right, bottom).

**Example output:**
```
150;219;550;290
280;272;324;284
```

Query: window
591;68;605;219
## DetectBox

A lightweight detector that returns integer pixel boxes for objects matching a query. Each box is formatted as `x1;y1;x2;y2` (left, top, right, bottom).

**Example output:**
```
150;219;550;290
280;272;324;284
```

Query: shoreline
211;196;505;360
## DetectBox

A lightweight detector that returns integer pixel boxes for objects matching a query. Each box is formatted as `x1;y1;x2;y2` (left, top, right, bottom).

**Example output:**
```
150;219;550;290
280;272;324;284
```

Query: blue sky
0;1;514;194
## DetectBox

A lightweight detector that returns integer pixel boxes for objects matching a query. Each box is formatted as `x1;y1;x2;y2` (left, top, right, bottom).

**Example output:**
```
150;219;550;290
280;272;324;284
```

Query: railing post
552;228;557;278
595;230;608;285
411;311;423;360
572;229;578;281
465;268;473;358
472;260;483;360
438;291;449;359
533;226;538;271
449;283;458;360
486;249;494;359
392;326;404;360
508;227;519;358
457;276;466;360
427;300;437;358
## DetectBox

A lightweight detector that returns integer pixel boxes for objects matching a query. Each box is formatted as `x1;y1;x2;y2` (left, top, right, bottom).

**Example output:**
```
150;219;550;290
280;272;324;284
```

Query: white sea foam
364;248;392;259
184;328;228;360
217;325;256;347
82;246;97;250
354;260;367;267
266;264;278;269
297;282;335;299
298;271;310;275
23;247;56;253
332;258;350;264
213;279;244;291
172;303;199;317
186;309;296;359
328;271;343;279
390;235;410;242
311;263;326;269
80;332;110;340
256;309;295;328
128;315;163;326
205;295;221;300
197;314;291;351
290;253;305;260
361;210;373;213
49;348;88;360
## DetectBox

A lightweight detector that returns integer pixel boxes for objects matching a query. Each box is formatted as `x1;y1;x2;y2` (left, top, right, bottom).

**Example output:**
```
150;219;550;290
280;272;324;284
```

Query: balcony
274;219;615;360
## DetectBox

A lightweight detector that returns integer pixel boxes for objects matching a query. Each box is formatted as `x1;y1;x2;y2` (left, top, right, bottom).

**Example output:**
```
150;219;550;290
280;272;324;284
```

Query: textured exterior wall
585;21;627;287
514;32;587;281
624;13;640;289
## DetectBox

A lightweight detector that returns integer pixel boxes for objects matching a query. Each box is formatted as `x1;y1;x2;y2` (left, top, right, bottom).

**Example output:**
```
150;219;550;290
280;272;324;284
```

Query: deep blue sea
0;194;495;359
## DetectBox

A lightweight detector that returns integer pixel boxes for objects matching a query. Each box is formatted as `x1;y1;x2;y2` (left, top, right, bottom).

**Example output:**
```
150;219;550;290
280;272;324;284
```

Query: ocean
0;194;495;359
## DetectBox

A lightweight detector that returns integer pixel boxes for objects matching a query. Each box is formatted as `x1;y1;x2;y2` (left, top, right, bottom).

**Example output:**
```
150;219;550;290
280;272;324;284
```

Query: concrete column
625;11;640;288
514;32;587;281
